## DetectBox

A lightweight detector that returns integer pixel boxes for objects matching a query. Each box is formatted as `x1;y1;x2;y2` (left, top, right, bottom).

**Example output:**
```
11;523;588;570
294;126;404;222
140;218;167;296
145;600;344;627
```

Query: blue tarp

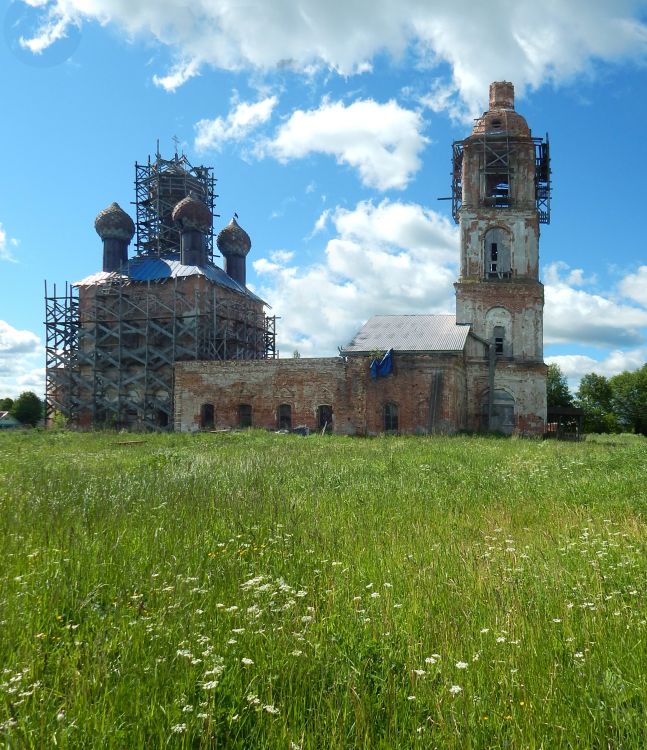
370;348;394;379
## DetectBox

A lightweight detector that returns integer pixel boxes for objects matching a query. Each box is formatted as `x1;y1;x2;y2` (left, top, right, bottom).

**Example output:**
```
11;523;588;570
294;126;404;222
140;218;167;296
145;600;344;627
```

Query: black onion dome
216;217;251;257
94;202;135;241
171;192;212;233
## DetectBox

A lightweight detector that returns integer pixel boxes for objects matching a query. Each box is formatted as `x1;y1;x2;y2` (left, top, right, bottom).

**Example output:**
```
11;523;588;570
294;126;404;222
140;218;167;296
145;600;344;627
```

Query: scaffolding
450;134;551;225
134;150;218;259
45;277;277;430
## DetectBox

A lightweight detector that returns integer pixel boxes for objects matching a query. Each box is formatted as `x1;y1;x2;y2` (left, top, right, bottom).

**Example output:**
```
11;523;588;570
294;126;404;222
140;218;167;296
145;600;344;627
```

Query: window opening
200;403;214;429
317;404;333;430
383;402;399;432
493;326;505;356
239;404;252;428
278;403;292;430
485;230;511;280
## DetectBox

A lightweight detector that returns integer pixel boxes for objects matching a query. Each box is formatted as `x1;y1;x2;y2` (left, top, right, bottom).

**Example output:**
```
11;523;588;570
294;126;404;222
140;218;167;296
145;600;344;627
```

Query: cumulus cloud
252;199;458;355
547;348;647;385
153;58;201;92
618;265;647;307
0;320;44;398
17;1;647;109
544;262;647;348
0;223;19;263
195;95;278;152
263;99;426;190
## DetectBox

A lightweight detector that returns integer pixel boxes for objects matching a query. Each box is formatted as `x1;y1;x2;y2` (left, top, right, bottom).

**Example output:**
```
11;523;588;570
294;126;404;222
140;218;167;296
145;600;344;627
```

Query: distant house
0;411;21;430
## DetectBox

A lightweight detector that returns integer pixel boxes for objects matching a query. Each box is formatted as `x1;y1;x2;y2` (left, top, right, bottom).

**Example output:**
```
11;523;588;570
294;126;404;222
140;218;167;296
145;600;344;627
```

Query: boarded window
278;403;292;430
484;228;511;279
383;402;399;432
200;403;214;429
239;404;252;428
317;404;333;430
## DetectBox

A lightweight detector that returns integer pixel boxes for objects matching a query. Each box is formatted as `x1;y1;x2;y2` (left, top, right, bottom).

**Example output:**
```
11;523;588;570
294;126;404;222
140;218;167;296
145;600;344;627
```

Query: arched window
493;325;505;356
200;403;214;429
383;402;398;432
484;228;511;279
239;404;252;428
317;404;333;430
277;403;292;430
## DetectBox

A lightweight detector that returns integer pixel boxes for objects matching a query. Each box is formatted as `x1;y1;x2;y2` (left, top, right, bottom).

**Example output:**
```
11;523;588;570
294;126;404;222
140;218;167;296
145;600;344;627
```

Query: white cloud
195;95;278;152
544;262;647;348
0;223;19;263
0;320;44;398
152;58;201;92
547;348;647;385
15;1;647;110
252;199;458;355
618;265;647;307
263;98;426;190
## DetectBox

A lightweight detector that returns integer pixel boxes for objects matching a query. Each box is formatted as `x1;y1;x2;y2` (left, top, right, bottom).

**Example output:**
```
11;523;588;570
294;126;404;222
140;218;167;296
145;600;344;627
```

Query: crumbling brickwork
173;81;549;438
175;354;467;435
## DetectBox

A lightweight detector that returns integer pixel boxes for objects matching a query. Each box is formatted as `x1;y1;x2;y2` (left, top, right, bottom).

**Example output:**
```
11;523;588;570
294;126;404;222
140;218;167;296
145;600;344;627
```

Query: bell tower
452;81;551;434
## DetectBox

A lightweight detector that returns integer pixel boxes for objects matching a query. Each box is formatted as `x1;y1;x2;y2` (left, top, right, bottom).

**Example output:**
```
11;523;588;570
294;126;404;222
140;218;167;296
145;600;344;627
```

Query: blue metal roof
74;254;265;304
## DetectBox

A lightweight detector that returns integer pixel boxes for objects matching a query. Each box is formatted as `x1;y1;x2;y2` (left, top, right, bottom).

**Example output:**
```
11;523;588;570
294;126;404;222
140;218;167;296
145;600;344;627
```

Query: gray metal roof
74;254;265;304
342;315;470;353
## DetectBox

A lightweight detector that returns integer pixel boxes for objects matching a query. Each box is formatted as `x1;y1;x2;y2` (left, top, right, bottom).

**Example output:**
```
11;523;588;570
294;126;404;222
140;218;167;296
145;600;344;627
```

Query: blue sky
1;0;647;398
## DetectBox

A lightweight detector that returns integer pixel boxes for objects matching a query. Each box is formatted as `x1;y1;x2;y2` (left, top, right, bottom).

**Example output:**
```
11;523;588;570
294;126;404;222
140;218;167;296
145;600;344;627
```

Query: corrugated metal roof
74;254;265;304
342;315;470;353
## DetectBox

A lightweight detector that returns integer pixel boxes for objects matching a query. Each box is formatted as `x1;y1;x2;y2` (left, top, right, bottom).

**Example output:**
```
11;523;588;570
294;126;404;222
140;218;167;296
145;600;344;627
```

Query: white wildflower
170;723;186;733
449;685;462;695
263;704;279;714
455;661;468;669
241;658;254;666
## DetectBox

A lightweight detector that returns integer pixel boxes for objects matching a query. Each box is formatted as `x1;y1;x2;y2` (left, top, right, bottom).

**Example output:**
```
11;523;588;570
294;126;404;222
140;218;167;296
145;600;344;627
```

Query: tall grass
1;430;645;748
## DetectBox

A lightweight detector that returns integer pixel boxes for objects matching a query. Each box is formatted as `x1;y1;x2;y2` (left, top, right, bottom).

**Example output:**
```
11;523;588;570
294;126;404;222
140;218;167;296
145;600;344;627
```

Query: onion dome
216;216;251;257
171;192;212;233
94;202;135;241
471;81;530;138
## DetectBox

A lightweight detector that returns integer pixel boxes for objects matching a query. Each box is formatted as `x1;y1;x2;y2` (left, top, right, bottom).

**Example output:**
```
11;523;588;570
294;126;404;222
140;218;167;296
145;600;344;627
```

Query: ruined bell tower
452;81;551;434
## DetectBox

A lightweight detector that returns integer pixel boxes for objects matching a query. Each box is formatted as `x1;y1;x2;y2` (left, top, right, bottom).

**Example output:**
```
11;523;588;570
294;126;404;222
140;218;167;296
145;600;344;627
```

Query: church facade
175;81;549;436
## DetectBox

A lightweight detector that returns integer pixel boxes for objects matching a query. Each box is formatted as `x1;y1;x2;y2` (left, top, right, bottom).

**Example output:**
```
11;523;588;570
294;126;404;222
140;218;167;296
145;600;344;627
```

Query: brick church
175;81;550;436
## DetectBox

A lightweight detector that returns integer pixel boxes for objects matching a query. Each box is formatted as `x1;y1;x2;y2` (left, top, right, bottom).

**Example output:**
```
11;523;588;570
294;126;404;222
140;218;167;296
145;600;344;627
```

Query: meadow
0;430;645;749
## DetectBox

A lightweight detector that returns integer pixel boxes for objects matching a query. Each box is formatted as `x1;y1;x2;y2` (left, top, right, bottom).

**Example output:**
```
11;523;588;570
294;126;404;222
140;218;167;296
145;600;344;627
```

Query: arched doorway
200;403;214;429
481;390;515;435
277;403;292;430
239;404;252;428
317;404;333;431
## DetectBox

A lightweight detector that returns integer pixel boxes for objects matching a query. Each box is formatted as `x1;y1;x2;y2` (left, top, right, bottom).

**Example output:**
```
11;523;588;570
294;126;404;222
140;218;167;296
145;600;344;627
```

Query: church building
175;81;550;436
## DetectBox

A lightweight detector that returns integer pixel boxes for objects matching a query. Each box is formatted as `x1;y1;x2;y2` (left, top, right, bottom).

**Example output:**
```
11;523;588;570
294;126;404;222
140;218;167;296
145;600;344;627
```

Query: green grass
1;430;646;748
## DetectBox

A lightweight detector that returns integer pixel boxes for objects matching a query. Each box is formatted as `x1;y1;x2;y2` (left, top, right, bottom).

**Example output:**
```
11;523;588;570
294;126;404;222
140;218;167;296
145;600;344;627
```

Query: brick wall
174;353;468;435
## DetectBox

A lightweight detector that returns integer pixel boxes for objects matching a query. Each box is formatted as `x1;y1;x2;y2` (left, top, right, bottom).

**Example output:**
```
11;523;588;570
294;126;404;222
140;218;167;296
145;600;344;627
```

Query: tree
11;391;43;427
0;397;14;411
576;373;620;434
546;363;573;408
609;364;647;436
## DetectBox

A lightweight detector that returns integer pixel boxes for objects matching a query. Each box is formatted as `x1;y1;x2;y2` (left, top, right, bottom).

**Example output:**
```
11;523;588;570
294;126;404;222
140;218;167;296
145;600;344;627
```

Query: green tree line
547;363;647;435
0;391;44;427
